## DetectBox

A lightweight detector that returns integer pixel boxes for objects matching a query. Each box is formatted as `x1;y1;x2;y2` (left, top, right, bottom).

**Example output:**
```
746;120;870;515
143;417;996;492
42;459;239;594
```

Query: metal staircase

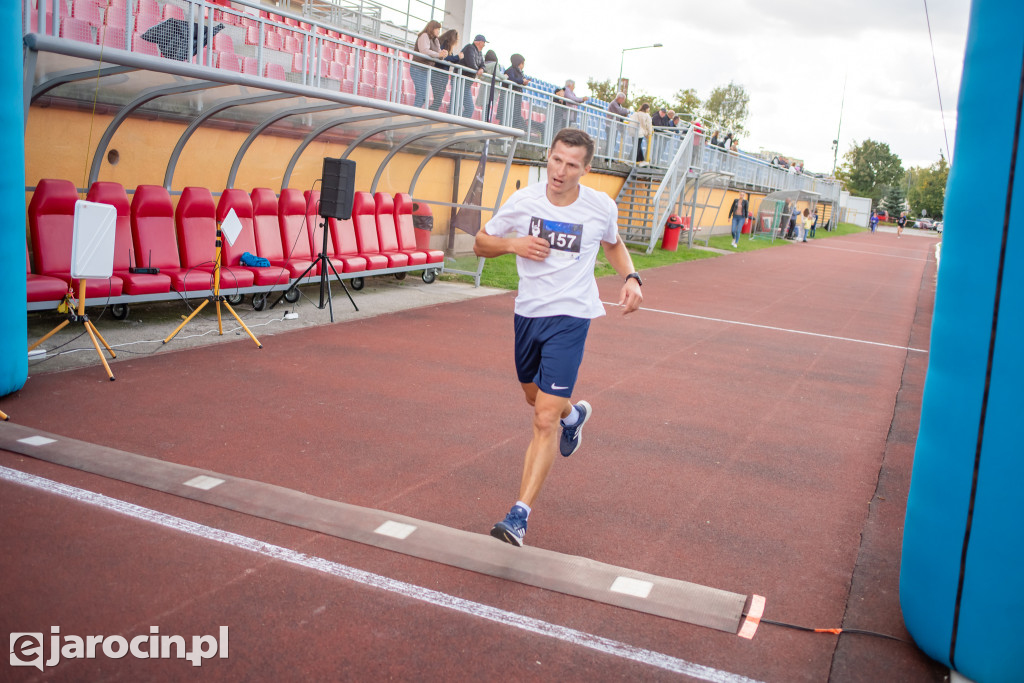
616;166;666;245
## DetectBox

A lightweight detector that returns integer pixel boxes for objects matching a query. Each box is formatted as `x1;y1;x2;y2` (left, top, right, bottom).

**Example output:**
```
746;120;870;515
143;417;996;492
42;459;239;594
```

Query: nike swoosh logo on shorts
551;384;568;391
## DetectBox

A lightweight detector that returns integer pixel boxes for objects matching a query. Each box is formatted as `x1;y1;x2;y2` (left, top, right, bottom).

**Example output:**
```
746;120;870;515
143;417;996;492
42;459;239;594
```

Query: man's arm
474;227;550;261
601;237;643;314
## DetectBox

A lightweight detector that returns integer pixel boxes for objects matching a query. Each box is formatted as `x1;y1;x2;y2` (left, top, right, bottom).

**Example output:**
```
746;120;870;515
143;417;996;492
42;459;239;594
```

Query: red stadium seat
26;248;71;303
212;32;233;52
215;189;292;287
98;26;127;50
394;193;443;263
372;193;416;266
241;56;258;75
303;190;335;257
131;30;160;55
175;187;255;290
217;51;241;72
278;188;319;274
86;181;171;295
264;62;286;80
28;179;124;298
71;0;103;26
161;3;183;20
350;191;389;270
250;188;313;277
130;184;212;292
326;215;368;273
60;16;95;43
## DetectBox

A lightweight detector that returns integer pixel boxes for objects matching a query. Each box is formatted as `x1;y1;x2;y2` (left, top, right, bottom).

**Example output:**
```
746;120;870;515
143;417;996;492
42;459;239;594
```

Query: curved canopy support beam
338;120;433;160
370;127;488;194
409;134;517;197
31;64;134;104
280;110;391;190
225;103;343;190
163;93;290;190
88;80;216;187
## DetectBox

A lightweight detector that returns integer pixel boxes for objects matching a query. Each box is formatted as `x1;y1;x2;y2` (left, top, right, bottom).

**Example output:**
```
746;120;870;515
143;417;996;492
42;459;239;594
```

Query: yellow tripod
163;223;261;348
29;279;117;381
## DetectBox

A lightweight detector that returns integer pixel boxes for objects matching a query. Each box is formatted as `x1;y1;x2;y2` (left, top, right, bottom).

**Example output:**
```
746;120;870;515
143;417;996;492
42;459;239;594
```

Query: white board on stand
70;200;117;279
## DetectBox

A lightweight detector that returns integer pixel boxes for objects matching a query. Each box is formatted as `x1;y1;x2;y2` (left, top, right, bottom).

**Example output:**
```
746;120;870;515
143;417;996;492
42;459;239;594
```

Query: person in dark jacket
503;53;529;129
728;191;748;248
457;34;487;118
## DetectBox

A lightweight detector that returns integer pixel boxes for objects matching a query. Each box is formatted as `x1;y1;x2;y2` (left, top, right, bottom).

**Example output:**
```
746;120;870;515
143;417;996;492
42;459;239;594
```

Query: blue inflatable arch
900;1;1024;681
1;2;28;400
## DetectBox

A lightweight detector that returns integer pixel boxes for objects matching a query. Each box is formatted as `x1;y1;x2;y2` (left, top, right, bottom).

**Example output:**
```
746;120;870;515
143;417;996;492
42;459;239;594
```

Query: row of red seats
26;179;443;306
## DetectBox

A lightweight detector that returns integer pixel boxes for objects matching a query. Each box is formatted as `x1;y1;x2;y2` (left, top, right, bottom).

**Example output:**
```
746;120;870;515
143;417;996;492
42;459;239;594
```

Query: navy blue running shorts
513;314;591;398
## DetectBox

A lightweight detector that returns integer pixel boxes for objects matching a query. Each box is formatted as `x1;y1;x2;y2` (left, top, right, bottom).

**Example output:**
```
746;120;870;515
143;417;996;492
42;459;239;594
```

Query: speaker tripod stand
163;223;262;348
29;279;117;381
269;216;357;322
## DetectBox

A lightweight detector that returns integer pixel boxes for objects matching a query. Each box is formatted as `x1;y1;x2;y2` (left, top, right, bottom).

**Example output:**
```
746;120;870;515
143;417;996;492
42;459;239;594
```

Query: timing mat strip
0;422;760;636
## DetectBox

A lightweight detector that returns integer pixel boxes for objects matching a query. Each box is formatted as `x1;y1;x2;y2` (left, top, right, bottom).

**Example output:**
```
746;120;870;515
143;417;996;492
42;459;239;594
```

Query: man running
897;211;907;238
473;128;644;546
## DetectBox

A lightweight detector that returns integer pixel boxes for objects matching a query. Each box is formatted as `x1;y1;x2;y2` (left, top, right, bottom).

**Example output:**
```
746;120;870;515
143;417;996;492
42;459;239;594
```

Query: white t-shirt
484;182;620;318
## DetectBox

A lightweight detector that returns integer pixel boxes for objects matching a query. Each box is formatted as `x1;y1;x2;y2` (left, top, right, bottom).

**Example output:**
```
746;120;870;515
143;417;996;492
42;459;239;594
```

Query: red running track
0;231;946;681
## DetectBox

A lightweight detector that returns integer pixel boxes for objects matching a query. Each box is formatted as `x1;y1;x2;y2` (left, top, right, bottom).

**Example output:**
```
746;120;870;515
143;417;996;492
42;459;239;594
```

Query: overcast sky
467;0;971;173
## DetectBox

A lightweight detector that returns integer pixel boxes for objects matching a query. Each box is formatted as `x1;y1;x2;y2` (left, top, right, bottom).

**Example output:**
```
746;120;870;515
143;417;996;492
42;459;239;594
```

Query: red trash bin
742;217;752;235
411;201;434;251
662;214;684;251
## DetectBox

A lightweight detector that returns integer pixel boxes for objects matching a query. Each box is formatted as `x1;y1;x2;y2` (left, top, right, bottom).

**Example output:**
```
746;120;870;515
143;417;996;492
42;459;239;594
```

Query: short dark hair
551;128;595;166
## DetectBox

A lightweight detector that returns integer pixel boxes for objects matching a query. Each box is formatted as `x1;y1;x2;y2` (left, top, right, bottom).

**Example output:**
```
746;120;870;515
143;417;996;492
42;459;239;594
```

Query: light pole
831;74;847;177
617;43;663;94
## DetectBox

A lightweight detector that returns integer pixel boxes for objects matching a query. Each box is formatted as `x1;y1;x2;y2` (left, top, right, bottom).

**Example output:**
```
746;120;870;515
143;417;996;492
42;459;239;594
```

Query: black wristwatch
625;272;643;287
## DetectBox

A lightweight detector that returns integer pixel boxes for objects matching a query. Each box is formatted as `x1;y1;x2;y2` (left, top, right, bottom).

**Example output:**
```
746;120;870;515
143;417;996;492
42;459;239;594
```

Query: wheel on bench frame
226;293;245;306
284;288;300;303
111;303;129;320
251;293;267;311
351;277;364;291
422;268;437;284
395;271;407;281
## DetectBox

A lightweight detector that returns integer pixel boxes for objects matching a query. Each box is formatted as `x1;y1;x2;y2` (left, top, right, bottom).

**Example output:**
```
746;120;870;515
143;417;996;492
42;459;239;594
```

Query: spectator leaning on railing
412;20;446;108
503;53;530;129
458;34;488;118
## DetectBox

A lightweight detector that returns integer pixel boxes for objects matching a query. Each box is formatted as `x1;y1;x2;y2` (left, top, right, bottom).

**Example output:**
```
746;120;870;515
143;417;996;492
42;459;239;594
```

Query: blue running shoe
559;400;592;457
490;505;528;547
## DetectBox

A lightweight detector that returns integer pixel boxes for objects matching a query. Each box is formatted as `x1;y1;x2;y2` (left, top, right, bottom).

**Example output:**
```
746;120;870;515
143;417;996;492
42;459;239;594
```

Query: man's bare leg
517;384;571;507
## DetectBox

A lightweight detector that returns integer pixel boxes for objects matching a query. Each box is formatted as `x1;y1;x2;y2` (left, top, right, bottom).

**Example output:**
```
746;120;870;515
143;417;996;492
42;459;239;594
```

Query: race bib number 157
529;217;583;256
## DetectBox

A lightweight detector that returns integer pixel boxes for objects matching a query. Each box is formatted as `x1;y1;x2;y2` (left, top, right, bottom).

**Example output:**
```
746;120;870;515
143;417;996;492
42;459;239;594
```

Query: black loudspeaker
319;157;356;220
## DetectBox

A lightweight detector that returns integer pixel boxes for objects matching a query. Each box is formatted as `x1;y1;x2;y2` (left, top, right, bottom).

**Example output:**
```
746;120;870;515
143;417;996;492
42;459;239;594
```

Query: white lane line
605;303;928;354
0;465;763;683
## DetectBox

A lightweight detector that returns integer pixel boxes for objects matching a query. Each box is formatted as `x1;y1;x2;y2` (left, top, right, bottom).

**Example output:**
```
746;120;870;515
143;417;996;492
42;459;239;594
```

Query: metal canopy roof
23;34;523;196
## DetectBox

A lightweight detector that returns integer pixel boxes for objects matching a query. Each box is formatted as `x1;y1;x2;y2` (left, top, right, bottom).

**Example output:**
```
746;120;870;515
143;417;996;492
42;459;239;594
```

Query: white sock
515;501;532;517
561;405;580;426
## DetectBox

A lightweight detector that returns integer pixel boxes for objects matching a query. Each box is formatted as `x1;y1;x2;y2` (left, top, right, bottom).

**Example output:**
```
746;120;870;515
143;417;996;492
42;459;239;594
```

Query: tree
700;81;750;135
671;88;701;121
586;77;618;104
881;184;907;217
585;77;667;112
836;139;905;206
907;152;949;219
